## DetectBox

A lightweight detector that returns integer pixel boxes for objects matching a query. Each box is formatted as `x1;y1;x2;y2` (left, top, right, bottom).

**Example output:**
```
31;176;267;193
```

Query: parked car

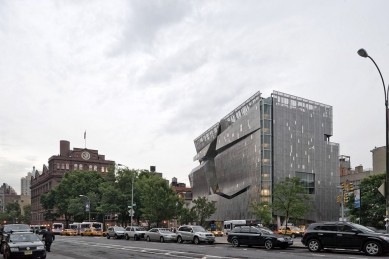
227;226;293;249
176;225;215;245
146;228;177;242
106;226;126;239
0;224;32;254
278;226;304;238
124;226;147;240
60;229;77;236
3;231;46;259
301;221;389;256
81;227;103;237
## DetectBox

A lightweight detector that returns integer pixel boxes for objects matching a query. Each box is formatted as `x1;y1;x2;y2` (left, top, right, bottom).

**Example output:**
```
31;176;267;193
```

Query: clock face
81;151;90;160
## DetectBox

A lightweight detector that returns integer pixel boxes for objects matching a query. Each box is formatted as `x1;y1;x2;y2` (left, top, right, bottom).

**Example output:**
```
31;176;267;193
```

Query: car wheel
291;234;295;239
125;234;129;240
307;239;322;252
209;241;214;245
194;237;200;245
114;234;117;239
146;236;151;242
177;236;183;243
134;234;139;241
107;235;110;239
364;241;382;256
264;240;274;250
160;237;164;243
231;238;240;247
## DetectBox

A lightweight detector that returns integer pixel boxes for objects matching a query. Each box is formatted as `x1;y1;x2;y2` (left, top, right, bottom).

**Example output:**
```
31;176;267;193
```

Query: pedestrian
42;228;55;252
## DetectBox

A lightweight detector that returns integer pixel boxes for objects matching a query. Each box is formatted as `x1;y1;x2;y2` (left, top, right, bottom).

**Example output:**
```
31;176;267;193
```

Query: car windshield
160;230;172;233
290;227;301;230
192;226;206;232
114;227;125;231
349;223;375;233
10;233;40;242
135;227;146;231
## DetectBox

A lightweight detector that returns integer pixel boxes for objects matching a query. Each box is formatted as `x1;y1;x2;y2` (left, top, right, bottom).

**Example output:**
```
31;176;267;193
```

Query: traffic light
348;182;354;191
344;192;349;203
337;195;341;203
341;182;346;190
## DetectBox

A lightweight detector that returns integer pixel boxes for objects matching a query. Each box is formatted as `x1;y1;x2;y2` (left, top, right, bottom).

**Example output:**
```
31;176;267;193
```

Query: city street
47;235;373;259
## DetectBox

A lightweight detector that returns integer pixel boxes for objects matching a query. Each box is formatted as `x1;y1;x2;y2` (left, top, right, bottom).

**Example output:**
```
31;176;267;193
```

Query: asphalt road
46;235;374;259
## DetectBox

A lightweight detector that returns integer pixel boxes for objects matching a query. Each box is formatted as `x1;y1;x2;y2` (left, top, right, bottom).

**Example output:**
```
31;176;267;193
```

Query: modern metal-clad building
189;91;340;223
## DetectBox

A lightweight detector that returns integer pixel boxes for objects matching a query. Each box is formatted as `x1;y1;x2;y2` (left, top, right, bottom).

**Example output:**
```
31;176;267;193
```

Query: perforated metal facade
189;91;340;223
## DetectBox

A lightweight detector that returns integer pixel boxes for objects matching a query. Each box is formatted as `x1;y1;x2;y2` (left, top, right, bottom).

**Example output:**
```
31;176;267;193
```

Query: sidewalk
215;236;305;248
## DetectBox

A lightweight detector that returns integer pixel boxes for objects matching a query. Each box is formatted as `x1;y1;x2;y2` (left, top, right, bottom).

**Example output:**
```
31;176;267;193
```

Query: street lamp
79;195;91;222
358;48;389;233
118;164;135;229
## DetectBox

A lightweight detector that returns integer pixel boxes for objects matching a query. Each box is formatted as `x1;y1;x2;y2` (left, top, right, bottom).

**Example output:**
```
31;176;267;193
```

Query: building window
89;165;92;171
101;166;105;172
94;165;97;171
66;164;69;170
74;164;78;170
106;167;109;172
61;163;65;169
57;163;60;169
296;172;315;194
79;164;83;170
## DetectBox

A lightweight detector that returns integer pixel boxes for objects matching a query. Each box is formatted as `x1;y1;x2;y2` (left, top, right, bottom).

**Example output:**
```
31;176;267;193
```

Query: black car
0;224;32;254
301;221;389;256
227;226;293;249
3;231;46;259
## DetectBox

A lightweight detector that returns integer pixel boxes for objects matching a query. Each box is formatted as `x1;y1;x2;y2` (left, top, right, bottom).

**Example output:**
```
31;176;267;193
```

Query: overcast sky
1;0;389;194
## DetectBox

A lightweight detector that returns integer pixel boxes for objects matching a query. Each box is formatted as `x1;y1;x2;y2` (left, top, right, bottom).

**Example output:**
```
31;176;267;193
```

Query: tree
191;196;217;227
271;177;312;232
249;201;272;226
5;202;21;223
177;207;197;225
139;172;183;227
40;170;105;227
20;204;31;224
345;173;386;229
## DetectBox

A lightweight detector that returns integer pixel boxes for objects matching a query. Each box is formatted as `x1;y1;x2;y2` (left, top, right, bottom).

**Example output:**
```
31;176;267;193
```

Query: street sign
378;183;385;197
128;209;134;216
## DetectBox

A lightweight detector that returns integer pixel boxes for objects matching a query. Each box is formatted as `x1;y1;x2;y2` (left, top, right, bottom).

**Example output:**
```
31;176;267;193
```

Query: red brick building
30;140;115;226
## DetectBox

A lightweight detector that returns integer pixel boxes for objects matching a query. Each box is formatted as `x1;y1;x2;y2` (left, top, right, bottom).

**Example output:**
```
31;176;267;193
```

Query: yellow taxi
60;229;77;236
278;226;304;238
212;230;224;237
81;227;103;237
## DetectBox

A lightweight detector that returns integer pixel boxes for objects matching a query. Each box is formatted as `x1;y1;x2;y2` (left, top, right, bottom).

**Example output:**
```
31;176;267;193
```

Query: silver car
146;228;177;242
177;225;215;245
106;226;125;239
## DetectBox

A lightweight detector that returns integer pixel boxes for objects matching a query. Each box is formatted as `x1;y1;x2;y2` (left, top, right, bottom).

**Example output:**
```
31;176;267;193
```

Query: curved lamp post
358;48;389;233
79;194;91;222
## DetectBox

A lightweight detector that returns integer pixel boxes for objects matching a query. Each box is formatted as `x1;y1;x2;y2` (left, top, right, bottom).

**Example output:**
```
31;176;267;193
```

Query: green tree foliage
40;170;105;227
249;201;272;226
272;177;312;231
345;173;385;229
191;196;217;227
5;202;21;223
138;172;183;227
177;207;197;225
20;204;31;224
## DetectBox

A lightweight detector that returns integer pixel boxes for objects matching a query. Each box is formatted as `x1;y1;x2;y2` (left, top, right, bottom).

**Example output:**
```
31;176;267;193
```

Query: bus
223;220;247;235
69;222;104;235
52;223;64;235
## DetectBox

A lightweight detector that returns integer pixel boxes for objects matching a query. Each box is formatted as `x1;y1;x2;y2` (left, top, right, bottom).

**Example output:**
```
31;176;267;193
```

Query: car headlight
37;246;45;250
10;247;19;252
277;238;285;241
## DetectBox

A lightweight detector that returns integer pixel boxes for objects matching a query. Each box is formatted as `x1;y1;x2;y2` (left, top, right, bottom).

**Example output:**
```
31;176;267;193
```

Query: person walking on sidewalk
42;228;55;252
